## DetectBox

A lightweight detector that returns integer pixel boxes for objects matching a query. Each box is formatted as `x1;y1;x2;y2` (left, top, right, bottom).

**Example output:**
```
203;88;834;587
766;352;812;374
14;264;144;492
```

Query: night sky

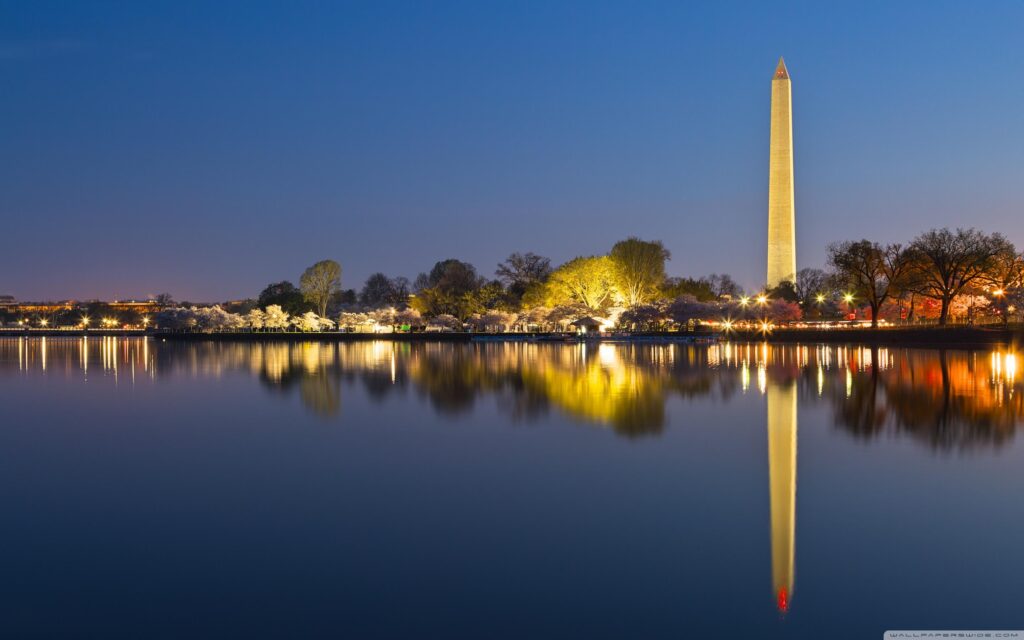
3;1;1023;302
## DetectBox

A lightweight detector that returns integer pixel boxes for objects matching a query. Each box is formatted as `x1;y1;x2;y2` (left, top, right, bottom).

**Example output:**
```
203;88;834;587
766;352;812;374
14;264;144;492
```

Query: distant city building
107;300;161;314
767;57;797;288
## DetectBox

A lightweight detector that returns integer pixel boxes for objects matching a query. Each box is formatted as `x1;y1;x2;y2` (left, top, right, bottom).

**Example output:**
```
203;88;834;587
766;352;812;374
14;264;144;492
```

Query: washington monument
767;57;796;288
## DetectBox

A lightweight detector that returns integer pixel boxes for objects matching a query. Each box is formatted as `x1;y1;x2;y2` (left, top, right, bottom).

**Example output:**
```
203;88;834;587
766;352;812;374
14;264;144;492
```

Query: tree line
149;226;1024;332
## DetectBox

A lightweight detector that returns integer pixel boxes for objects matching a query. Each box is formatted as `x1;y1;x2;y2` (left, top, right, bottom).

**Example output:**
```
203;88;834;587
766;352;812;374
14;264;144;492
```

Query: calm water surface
2;338;1023;638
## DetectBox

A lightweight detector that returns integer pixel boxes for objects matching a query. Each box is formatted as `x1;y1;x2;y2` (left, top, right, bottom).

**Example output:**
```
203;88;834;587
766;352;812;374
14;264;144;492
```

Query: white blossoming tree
429;314;462;331
394;308;422;330
263;305;291;331
246;308;266;330
292;311;322;332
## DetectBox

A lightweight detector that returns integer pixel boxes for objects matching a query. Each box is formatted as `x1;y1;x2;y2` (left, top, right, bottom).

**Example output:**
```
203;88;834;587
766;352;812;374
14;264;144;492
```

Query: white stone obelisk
767;57;796;288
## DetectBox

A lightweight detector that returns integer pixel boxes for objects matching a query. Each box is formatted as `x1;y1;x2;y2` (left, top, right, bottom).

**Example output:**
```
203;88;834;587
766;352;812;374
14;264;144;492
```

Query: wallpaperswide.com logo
885;633;1023;639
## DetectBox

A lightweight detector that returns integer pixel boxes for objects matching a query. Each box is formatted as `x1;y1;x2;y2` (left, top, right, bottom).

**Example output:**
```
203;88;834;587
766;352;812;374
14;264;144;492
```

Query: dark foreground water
2;338;1023;639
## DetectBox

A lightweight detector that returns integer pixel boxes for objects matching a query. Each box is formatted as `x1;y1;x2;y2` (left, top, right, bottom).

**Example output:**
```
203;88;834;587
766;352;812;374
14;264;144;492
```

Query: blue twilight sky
2;1;1023;302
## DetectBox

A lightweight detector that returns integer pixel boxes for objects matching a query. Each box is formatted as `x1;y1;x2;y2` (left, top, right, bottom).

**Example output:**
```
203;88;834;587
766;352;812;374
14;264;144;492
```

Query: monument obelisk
767;57;796;288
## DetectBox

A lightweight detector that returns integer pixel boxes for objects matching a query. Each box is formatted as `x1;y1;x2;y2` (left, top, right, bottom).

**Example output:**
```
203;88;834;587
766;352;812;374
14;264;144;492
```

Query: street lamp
756;294;768;306
81;316;91;328
843;293;854;304
739;296;750;307
815;293;825;304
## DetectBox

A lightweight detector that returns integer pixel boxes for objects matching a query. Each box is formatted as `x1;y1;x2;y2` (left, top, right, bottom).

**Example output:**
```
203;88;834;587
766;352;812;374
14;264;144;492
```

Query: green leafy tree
545;256;616;310
661;277;717;302
258;281;309;314
300;260;342;317
609;237;671;307
410;259;485;319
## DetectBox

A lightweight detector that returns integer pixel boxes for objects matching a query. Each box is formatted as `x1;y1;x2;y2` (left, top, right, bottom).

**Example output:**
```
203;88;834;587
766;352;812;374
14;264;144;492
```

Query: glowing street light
815;293;825;304
739;296;750;307
39;318;49;327
843;293;854;304
757;295;768;306
993;289;1005;298
81;316;91;327
141;316;150;327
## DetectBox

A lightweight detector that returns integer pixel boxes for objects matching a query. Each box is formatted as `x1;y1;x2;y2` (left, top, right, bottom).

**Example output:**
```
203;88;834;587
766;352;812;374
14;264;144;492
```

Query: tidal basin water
3;338;1024;638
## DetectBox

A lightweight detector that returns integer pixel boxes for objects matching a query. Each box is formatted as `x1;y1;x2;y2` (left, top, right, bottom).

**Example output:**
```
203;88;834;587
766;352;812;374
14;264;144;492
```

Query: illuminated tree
609;237;671;307
907;228;1013;325
394;308;422;329
619;303;668;331
299;259;342;317
469;310;517;332
293;311;335;332
411;259;484;319
981;246;1024;325
337;311;372;332
430;314;463;331
245;308;267;330
546;256;616;310
370;307;396;328
828;240;912;328
764;300;802;323
668;295;717;327
263;305;291;331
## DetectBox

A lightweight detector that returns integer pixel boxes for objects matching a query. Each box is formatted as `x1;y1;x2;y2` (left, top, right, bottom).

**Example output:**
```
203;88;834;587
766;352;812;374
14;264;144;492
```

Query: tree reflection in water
2;338;1022;448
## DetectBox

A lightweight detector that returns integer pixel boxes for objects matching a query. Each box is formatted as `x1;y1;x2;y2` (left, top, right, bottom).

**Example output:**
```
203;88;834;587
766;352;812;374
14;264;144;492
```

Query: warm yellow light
739;296;750;307
815;294;825;304
722;319;734;331
141;316;150;326
993;289;1005;297
40;318;49;327
756;295;768;305
760;320;772;333
81;316;91;327
843;293;854;304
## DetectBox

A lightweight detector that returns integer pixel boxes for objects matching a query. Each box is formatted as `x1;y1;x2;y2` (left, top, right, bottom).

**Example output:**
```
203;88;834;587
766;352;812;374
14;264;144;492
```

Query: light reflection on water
2;337;1024;638
4;338;1022;450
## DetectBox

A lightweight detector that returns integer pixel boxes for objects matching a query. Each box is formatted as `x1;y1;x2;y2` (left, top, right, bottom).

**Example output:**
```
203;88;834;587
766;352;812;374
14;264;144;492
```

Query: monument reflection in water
3;337;1024;622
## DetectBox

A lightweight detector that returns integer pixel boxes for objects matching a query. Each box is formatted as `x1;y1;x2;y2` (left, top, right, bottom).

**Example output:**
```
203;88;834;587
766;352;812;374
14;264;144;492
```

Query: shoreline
2;326;1023;347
